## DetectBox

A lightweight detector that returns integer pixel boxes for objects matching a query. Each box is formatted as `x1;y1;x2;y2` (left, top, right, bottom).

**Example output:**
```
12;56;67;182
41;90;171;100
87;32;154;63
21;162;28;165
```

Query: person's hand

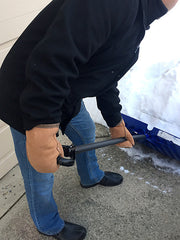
109;119;135;148
26;126;64;173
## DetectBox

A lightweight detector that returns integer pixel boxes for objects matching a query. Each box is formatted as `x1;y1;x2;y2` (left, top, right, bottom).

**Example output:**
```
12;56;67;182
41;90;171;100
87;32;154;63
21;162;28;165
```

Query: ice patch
119;165;170;194
121;146;180;176
120;166;125;171
120;166;130;174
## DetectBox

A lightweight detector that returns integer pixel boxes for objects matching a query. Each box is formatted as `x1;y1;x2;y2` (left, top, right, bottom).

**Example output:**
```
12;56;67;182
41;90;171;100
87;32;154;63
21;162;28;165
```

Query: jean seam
20;133;41;230
27;160;41;230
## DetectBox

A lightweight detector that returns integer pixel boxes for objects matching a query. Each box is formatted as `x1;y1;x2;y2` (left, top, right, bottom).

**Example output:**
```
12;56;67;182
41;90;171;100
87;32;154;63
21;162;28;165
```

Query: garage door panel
0;0;51;44
0;11;40;44
0;46;12;66
0;120;6;128
0;126;14;159
0;0;51;22
0;152;17;179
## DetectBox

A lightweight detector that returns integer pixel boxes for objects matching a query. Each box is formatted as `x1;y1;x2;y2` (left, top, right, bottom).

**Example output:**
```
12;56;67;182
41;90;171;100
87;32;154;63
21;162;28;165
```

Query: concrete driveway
0;124;180;240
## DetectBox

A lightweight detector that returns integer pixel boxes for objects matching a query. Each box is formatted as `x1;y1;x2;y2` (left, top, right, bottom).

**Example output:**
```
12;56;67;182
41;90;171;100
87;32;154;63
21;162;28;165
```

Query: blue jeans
10;101;104;235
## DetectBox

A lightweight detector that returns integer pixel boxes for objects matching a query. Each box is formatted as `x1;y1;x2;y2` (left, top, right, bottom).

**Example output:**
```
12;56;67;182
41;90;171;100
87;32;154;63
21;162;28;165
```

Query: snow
121;146;180;175
118;3;180;138
84;3;180;174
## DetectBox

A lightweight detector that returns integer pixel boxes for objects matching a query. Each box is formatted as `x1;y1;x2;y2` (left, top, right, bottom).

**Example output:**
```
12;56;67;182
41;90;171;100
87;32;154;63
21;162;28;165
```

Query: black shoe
81;171;123;188
53;222;86;240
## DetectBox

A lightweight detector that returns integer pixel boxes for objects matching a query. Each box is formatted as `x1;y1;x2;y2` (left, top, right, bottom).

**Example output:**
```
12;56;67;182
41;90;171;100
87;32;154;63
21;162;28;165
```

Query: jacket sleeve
96;82;122;127
146;0;168;26
20;0;112;130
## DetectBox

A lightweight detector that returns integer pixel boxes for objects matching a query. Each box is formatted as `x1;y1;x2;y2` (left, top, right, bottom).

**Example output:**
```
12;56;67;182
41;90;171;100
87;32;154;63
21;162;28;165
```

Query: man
0;0;177;239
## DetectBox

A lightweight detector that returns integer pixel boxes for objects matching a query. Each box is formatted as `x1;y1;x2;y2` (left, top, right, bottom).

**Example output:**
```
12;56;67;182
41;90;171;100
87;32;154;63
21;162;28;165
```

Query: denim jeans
10;101;104;235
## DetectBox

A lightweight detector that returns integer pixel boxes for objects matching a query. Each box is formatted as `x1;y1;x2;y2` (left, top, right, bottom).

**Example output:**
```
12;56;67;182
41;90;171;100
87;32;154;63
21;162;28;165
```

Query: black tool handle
57;134;146;166
75;134;146;153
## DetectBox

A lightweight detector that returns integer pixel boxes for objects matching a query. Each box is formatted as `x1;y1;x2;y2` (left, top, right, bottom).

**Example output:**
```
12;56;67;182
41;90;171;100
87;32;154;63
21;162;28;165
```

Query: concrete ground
0;124;180;240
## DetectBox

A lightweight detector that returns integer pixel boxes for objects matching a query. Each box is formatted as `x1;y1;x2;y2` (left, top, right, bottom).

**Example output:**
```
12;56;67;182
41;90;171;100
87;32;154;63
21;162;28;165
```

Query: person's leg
10;128;64;235
64;101;105;186
65;101;123;188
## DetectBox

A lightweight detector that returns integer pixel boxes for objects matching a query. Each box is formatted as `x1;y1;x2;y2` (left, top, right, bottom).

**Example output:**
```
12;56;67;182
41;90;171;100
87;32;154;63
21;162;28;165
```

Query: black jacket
0;0;167;134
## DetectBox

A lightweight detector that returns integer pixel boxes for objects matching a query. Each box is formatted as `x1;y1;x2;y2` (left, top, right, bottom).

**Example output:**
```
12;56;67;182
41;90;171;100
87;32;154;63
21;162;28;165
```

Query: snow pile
118;3;180;137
